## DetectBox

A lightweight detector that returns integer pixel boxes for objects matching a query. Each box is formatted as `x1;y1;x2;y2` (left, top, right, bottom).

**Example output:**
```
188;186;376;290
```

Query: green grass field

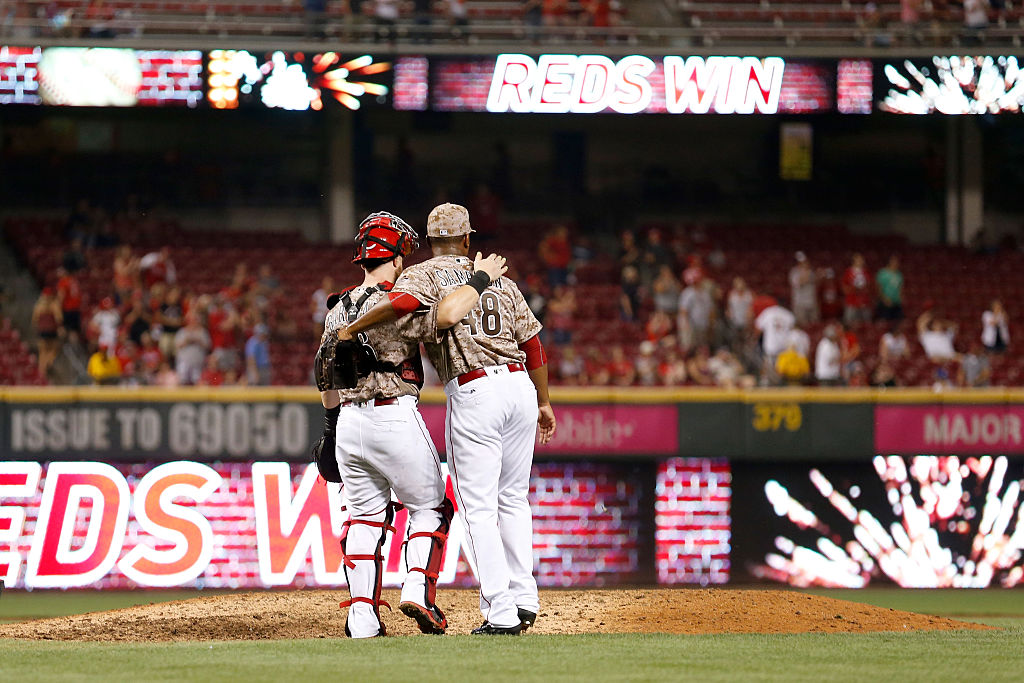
2;588;1023;682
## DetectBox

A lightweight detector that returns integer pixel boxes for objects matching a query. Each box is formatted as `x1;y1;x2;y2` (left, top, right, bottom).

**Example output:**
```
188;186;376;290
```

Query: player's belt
342;397;399;407
456;362;526;386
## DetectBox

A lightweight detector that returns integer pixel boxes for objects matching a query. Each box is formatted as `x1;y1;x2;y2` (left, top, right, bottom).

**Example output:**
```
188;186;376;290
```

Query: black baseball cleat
517;608;537;632
399;601;447;635
471;621;523;635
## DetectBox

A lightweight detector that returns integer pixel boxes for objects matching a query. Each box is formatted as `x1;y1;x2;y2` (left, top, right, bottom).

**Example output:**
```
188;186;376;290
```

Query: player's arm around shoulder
435;252;507;329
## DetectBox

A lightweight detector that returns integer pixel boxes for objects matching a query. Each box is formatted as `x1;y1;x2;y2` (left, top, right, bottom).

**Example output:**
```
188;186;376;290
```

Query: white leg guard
340;506;394;639
398;499;454;634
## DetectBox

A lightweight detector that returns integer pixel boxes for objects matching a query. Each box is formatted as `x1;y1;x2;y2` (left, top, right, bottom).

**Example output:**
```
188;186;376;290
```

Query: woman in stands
982;300;1010;353
32;287;63;379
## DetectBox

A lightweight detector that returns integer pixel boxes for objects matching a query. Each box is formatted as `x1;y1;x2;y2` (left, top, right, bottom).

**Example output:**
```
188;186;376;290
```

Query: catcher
312;211;452;639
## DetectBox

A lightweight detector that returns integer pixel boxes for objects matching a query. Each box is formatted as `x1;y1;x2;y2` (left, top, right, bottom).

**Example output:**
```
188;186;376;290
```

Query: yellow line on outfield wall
3;386;1024;404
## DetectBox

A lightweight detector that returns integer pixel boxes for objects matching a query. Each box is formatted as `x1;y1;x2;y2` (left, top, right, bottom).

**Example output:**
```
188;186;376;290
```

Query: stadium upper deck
3;0;1023;53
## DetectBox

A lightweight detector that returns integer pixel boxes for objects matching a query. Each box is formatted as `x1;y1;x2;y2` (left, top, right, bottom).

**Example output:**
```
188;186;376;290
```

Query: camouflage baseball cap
427;203;475;238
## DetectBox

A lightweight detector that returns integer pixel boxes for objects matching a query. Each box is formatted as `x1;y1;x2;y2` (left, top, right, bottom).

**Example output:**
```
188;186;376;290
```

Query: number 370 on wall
751;402;802;432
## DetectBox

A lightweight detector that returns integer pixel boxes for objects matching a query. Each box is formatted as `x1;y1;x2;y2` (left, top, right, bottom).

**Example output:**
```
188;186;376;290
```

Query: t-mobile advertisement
2;459;729;590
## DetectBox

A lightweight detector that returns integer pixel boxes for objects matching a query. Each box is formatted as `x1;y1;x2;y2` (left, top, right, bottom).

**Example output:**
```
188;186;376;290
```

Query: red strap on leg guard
342;552;385;570
340;596;392;611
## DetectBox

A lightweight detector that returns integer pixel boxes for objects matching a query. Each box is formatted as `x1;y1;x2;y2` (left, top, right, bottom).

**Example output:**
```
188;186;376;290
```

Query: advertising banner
875;405;1024;454
0;459;711;590
0;400;679;461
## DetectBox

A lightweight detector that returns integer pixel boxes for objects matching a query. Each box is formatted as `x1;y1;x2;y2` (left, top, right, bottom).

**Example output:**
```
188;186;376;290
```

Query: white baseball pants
445;368;539;629
335;395;446;638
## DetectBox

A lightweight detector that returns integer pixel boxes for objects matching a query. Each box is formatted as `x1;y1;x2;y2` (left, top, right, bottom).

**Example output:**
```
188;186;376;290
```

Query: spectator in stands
373;0;400;41
755;299;795;378
789;252;818;326
85;0;116;38
412;0;434;42
584;348;610;385
208;292;242;372
524;0;543;41
140;247;176;288
113;330;139;385
635;341;659;386
840;324;862;380
89;297;121;350
56;267;83;344
583;0;612;29
879;320;910;363
304;0;328;39
112;245;139;305
608;345;636;386
652;265;680;315
539;225;572;287
917;309;958;362
61;238;87;273
687;346;715;386
708;347;748;389
726;277;753;334
963;0;990;43
863;2;892;47
788;327;810;360
545;285;575;346
641;229;672;284
619;265;641;322
619;230;640;269
311;276;333;337
521;274;547;322
174;314;211;386
87;345;121;385
981;299;1010;352
959;342;991;387
659;349;688;385
873;360;898;387
875;255;904;321
645;310;674;345
124;298;153;345
682;254;705;287
776;341;811;386
199;355;226;387
814;323;843;386
557;346;585;384
842;253;872;326
446;0;469;38
679;278;714;347
138;331;163;384
245;323;272;386
156;286;184;358
543;0;569;28
899;0;922;39
154;360;180;387
32;287;62;379
818;267;842;321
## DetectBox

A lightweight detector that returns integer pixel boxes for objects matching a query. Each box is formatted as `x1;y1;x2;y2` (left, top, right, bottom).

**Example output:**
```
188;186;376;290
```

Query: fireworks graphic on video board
759;456;1024;588
207;50;390;111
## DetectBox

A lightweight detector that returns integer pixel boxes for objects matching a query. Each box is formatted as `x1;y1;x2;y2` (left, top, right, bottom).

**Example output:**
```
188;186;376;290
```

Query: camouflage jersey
393;254;543;385
322;283;424;403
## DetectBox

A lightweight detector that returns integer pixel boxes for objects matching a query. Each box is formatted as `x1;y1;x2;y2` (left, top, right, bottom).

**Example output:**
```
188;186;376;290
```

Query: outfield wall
1;387;1022;591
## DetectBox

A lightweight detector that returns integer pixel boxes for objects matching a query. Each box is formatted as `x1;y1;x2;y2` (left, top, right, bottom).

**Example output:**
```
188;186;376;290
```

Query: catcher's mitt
311;432;342;483
315;337;376;391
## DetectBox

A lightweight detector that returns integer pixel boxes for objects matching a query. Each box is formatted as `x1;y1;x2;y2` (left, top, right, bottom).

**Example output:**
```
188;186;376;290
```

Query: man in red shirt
207;292;241;372
538;225;572;287
818;267;841;320
841;253;872;327
56;267;83;343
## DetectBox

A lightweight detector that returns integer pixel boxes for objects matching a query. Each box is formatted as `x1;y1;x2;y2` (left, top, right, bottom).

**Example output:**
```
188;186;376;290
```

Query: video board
876;55;1024;114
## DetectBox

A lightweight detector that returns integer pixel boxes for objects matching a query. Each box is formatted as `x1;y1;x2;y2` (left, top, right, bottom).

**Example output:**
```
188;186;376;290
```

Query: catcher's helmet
353;211;420;264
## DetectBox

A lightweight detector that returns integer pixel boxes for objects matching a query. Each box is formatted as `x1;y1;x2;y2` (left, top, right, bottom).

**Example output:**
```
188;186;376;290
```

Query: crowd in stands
8;201;1021;390
527;223;1016;389
29;201;280;387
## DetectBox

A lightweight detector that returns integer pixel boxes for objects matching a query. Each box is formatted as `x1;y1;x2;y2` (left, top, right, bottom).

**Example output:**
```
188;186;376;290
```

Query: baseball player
339;203;557;635
313;211;453;639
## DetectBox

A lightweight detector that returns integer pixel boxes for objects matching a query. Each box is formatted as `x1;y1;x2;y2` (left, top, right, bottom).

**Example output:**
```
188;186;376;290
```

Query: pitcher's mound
0;588;990;642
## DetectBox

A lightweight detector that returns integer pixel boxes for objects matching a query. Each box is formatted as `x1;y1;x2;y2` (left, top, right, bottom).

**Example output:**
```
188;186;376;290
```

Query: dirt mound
0;589;989;642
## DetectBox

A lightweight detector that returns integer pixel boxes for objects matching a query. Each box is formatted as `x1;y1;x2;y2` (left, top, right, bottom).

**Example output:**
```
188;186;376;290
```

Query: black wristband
468;270;491;295
324;405;340;434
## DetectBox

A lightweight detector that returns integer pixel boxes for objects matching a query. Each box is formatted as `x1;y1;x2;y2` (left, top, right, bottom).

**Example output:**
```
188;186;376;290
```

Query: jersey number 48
460;291;503;337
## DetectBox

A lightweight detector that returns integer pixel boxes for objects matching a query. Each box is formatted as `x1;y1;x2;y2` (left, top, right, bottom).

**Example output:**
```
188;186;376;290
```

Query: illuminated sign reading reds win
486;54;786;114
